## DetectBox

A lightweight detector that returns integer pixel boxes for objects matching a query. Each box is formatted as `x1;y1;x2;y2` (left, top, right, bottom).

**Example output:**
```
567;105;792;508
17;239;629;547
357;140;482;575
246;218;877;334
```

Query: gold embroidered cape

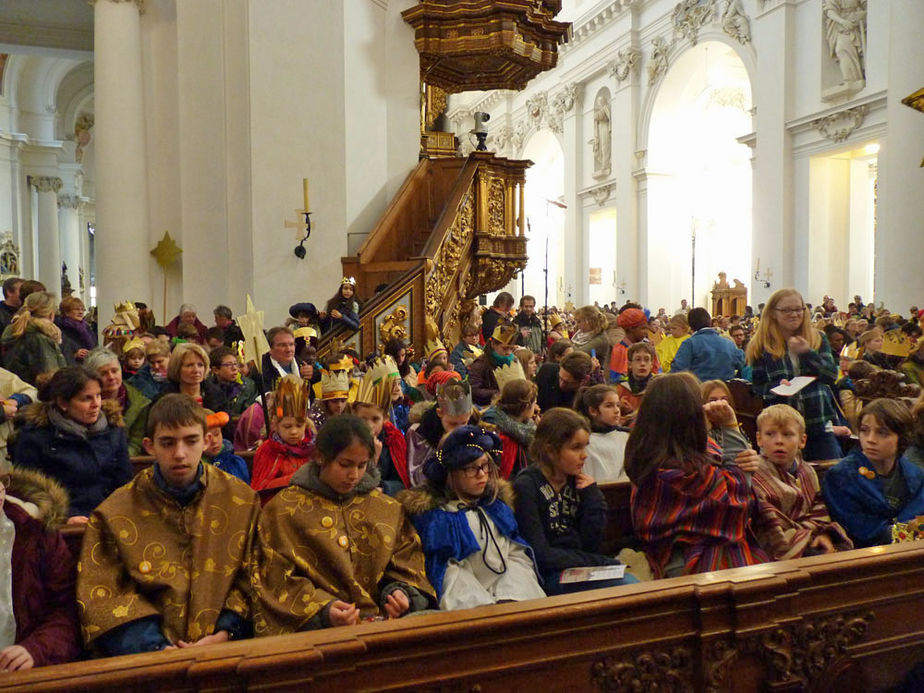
253;470;434;635
77;464;260;647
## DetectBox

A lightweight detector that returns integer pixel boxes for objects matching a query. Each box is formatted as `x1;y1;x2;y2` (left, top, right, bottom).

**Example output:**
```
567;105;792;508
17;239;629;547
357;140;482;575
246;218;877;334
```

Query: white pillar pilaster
58;194;82;298
93;0;151;323
562;87;584;307
30;176;63;294
875;0;924;308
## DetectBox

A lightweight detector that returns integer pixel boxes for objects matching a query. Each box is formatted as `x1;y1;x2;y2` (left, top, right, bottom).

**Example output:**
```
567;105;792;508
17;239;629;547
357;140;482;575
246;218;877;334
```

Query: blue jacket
128;364;168;401
208;440;250;484
822;447;924;548
672;328;745;382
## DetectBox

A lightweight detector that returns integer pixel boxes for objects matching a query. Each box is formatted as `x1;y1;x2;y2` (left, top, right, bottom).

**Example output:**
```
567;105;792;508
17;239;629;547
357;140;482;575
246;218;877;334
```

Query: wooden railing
6;542;924;691
323;152;530;360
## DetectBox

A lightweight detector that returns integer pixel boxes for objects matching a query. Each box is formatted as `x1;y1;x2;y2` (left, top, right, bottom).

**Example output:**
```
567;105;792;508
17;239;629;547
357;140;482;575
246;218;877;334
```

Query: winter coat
121;383;151;457
12;399;133;518
3;467;81;667
165;315;208;343
480;405;535;479
398;479;542;602
207;439;251;484
467;353;500;406
1;323;67;386
128;363;168;401
0;368;36;467
513;312;544;354
54;316;98;366
209;374;259;416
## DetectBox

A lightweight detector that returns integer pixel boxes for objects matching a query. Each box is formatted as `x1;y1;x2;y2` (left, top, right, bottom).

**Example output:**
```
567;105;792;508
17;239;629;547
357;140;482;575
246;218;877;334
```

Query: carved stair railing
321;151;530;360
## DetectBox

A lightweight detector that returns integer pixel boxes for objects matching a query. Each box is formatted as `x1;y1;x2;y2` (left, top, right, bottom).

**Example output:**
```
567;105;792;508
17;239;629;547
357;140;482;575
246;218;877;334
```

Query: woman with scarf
1;292;67;386
55;297;97;365
84;348;151;456
12;366;132;523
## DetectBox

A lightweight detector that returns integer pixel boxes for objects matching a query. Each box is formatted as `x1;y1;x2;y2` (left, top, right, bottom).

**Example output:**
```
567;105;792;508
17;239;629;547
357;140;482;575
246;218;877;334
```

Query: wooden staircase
322;151;531;360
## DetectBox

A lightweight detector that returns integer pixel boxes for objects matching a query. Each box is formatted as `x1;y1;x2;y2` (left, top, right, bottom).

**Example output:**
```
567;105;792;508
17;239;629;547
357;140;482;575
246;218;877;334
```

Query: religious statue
823;0;866;87
590;91;611;180
648;37;670;86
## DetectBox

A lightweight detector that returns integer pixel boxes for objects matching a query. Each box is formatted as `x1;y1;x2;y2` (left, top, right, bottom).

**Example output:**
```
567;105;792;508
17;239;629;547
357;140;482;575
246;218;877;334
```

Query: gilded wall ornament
487;178;506;235
379;305;409;346
813;104;868;142
425;192;474;316
609;47;641;85
591;646;694;692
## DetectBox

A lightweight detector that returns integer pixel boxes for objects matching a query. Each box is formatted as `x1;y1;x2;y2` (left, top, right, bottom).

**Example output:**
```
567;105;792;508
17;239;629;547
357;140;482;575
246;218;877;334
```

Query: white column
751;2;795;305
58;195;82;298
93;0;151;324
30;176;63;294
874;0;924;308
562;89;584;307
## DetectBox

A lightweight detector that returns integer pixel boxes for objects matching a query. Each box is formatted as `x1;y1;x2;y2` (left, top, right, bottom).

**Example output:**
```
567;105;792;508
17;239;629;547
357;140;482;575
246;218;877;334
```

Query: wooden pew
5;542;924;692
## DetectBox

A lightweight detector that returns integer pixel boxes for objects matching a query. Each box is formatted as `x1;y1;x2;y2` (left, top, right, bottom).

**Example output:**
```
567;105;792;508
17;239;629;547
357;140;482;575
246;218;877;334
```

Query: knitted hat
426;368;460;397
617;308;647;329
422;425;502;485
288;302;318;319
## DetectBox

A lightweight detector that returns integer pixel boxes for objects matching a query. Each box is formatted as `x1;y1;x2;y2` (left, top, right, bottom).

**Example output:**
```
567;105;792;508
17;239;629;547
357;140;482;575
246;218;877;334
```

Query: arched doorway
521;129;565;307
646;41;753;312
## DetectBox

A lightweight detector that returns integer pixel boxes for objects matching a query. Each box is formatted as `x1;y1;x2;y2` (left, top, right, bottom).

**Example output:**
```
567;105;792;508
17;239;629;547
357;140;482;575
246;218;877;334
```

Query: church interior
0;0;923;690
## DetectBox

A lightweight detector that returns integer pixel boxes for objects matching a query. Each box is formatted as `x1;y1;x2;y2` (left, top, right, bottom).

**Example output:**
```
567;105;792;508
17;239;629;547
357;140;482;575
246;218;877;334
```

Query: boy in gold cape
77;394;260;655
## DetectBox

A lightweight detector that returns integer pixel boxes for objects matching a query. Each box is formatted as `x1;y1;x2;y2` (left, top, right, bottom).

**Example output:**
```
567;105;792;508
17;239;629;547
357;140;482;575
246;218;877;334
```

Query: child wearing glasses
399;426;546;610
746;289;842;463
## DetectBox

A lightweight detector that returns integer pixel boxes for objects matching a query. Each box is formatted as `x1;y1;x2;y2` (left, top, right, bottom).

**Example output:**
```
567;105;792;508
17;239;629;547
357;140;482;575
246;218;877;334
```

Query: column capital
90;0;145;15
30;176;63;194
58;194;81;210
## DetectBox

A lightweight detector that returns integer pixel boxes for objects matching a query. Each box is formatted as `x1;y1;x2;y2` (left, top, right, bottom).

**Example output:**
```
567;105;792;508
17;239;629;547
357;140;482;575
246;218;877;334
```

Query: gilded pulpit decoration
609;47;641;85
902;87;924;167
487;179;506;235
425;192;475;316
379;306;410;346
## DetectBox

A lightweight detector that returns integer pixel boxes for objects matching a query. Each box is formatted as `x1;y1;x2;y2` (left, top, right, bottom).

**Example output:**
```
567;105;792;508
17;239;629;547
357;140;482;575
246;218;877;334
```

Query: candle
303;178;310;212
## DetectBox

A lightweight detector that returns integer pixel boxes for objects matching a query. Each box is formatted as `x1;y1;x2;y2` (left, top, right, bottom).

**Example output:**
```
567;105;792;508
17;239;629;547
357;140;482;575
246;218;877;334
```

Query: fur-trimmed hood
19;398;124;429
4;466;70;528
397;477;515;516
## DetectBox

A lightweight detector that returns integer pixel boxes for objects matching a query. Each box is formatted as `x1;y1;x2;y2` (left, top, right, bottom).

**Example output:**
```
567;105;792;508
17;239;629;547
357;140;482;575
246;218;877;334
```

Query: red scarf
382;421;409;488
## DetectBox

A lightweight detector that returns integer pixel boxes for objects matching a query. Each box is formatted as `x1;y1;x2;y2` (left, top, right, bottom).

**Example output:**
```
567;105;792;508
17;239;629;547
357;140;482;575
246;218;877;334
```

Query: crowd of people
2;273;924;674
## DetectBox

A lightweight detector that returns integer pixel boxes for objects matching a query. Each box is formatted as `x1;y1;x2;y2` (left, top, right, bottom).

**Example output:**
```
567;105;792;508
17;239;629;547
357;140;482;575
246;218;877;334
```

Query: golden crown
354;356;399;411
493;359;527;392
491;321;519;346
274;374;311;420
320;369;352;400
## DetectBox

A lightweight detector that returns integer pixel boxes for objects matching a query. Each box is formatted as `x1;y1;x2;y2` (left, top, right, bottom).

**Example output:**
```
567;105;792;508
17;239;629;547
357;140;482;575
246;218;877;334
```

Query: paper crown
436;378;473;417
842;341;862;361
318;355;354;401
462;344;483;368
549;313;563;328
354;356;399;411
114;300;136;314
292;326;318;345
341;276;356;286
882;330;915;358
273;374;311;420
493;359;527;392
425;317;448;361
491;321;519;346
122;337;146;354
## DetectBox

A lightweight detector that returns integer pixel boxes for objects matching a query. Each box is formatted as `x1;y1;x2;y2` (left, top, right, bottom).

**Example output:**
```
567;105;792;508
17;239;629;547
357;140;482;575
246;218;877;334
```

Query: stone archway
645;41;753;312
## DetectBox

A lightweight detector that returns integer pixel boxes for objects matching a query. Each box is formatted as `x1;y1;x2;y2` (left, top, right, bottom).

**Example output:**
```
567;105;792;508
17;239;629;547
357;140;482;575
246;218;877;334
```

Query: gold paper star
236;295;271;372
150;231;182;268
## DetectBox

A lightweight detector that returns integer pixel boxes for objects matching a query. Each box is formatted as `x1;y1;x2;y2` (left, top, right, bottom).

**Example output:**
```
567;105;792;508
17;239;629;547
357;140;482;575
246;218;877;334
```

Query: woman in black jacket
12;366;132;522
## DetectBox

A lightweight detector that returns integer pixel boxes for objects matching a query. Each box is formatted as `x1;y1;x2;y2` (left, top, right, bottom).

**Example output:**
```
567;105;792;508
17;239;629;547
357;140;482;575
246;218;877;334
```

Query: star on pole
236;295;270;373
150;231;182;268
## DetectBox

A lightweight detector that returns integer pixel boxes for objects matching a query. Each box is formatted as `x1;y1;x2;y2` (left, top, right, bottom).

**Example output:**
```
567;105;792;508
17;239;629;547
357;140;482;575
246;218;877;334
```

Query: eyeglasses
774;306;806;315
219;362;239;369
461;462;494;478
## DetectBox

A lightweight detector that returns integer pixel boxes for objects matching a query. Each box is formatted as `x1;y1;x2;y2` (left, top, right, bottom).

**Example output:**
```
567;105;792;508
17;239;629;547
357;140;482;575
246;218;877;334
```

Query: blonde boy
751;404;851;560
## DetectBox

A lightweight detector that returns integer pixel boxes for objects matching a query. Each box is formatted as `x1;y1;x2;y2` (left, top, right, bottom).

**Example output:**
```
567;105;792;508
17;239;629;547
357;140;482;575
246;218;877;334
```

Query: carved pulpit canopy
402;0;570;93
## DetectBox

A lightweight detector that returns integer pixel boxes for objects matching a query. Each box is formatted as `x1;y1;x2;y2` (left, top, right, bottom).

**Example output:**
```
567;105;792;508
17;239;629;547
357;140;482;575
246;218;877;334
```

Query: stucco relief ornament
671;0;713;46
491;125;514;152
591;184;612;206
721;0;751;44
813;105;868;142
30;176;63;194
648;37;671;86
526;92;548;127
610;47;641;85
